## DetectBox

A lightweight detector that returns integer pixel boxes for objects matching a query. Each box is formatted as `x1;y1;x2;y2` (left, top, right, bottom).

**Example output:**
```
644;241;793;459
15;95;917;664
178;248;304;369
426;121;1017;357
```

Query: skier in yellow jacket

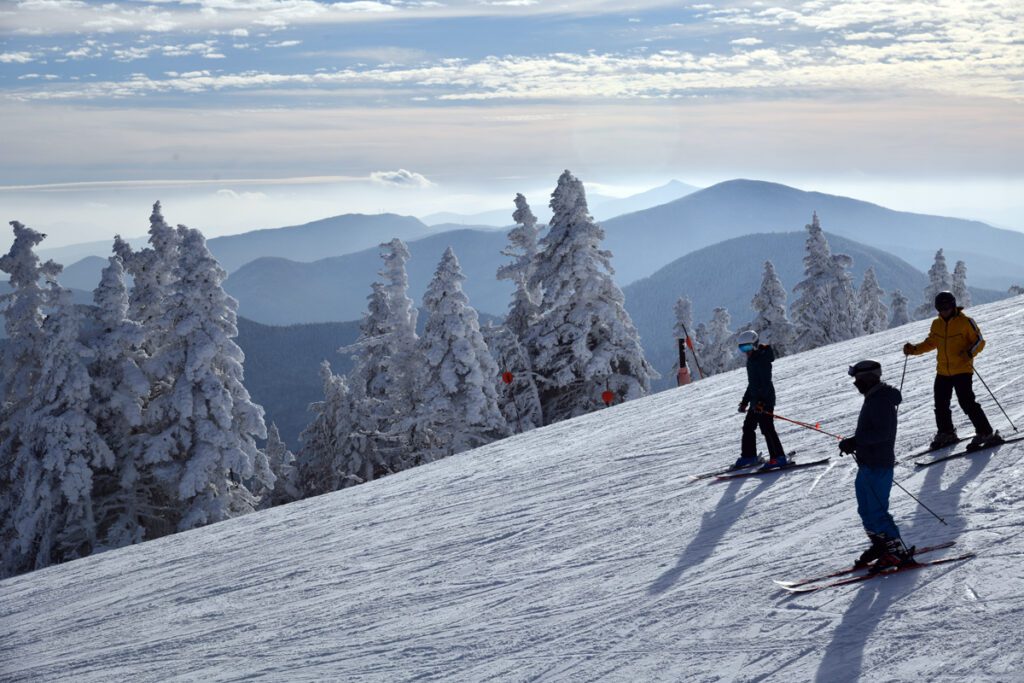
903;291;1003;451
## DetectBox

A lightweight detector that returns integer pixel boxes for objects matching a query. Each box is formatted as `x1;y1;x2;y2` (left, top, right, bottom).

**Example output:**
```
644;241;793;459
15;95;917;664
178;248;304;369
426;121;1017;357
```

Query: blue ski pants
855;466;901;539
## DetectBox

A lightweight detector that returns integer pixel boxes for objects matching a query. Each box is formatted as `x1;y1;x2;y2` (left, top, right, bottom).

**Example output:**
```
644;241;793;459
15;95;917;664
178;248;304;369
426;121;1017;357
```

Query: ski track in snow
4;297;1024;681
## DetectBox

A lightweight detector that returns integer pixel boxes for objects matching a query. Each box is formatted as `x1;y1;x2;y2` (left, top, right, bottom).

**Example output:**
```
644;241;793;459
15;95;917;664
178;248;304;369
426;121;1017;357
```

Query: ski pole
678;321;705;380
763;411;844;441
973;365;1019;433
896;354;908;416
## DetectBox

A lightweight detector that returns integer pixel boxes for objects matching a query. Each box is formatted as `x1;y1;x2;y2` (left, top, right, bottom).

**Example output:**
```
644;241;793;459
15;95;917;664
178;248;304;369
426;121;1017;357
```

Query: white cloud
0;52;36;63
267;39;302;47
731;37;762;46
370;169;434;187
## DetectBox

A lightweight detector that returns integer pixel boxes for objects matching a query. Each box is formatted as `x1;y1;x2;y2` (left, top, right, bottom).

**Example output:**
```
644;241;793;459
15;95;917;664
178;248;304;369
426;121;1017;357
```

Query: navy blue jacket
741;345;776;409
853;382;902;468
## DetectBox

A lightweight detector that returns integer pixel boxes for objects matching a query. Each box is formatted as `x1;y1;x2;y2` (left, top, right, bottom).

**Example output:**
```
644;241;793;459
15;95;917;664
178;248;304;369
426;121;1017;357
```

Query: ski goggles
738;343;756;353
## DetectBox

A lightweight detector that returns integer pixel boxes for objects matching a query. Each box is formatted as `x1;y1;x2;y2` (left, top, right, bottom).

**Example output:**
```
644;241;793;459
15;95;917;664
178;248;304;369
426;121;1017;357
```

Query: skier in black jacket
732;330;788;471
838;359;915;569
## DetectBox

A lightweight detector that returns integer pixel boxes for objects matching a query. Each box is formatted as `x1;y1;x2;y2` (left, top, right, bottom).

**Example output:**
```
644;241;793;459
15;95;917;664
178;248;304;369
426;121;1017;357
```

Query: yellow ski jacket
907;308;985;376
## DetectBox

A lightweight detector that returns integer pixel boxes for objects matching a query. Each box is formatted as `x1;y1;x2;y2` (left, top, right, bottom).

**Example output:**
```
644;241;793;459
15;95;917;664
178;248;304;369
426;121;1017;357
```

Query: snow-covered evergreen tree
701;307;736;376
672;295;704;378
409;248;510;460
889;289;910;328
952;260;971;309
379;238;421;428
856;267;888;335
915;248;953;319
297;361;348;496
481;323;543;434
1010;285;1024;296
749;261;796;356
4;286;113;576
524;170;656;424
88;255;152;548
497;193;542;341
263;423;300;507
0;221;62;575
142;225;270;532
114;202;179;347
790;212;858;352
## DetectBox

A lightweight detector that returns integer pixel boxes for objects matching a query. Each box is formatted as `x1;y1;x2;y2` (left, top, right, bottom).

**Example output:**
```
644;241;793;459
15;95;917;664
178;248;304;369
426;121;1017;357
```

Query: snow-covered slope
4;297;1024;681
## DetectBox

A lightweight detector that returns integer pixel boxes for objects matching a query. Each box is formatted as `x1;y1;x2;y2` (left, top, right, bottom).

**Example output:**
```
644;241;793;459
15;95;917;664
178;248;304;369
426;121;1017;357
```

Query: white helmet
737;330;759;346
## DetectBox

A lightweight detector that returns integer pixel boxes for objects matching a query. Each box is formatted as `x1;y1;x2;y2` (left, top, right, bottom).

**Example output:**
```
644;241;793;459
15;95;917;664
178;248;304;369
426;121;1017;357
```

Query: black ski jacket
853;382;902;468
741;345;776;410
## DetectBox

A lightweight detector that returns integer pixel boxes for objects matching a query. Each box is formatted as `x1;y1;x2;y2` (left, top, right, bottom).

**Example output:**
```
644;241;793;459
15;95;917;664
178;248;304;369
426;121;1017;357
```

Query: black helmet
848;359;882;379
934;291;956;311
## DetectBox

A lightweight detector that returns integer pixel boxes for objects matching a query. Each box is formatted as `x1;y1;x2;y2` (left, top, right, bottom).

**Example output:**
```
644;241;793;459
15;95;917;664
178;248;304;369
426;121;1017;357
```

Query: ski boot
731;455;761;470
854;533;887;569
758;453;789;471
929;430;959;450
966;430;1003;452
873;536;916;570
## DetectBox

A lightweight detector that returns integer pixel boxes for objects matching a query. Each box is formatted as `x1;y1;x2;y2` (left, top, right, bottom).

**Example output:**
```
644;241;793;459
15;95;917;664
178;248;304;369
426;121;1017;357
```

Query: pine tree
379;238;421;429
0;221;62;576
263;423;300;507
497;193;542;341
889;289;910;328
1010;285;1024;296
673;295;703;378
749;261;796;356
791;212;857;352
5;286;113;575
410;248;510;461
856;267;888;335
702;307;736;376
524;170;656;424
88;255;152;548
952;260;971;308
481;323;543;434
915;248;953;319
297;361;349;496
143;225;270;532
114;202;179;349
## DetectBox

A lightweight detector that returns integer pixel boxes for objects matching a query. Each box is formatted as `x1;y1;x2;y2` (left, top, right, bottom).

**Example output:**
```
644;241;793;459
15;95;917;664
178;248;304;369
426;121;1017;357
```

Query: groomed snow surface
4;297;1024;682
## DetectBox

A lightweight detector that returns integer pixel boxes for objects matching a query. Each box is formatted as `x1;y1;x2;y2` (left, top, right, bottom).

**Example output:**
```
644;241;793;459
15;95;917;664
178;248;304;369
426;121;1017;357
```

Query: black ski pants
741;409;785;459
934;373;992;435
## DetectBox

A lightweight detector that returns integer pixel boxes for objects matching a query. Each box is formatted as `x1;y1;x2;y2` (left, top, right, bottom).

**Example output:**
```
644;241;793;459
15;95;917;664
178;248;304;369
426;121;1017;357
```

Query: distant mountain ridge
602;179;1024;289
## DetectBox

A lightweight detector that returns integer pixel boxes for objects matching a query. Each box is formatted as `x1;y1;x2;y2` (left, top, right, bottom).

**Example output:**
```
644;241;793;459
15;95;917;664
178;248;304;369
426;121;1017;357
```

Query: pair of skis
910;434;1024;468
693;454;830;482
776;541;975;593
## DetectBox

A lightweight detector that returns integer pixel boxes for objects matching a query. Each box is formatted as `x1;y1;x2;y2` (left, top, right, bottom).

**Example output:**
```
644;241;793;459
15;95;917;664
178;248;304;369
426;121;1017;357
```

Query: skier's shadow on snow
648;477;775;596
814;452;989;682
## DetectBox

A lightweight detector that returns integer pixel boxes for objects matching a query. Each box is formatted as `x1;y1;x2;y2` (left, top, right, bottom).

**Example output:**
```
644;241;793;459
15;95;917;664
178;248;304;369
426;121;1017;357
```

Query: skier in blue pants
838;360;915;569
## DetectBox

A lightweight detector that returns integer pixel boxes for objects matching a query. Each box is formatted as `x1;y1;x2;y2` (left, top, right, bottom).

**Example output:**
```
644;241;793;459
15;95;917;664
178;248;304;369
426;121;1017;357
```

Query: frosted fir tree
114;202;179;343
524;170;656;424
409;248;510;461
263;423;301;507
856;267;889;335
143;226;271;532
952;260;971;309
0;221;62;570
4;286;113;576
297;361;349;496
673;295;704;378
87;255;152;548
481;323;543;434
497;193;543;341
749;261;796;356
889;289;910;328
791;212;858;352
334;371;397;487
915;248;953;319
701;307;736;376
1010;285;1024;296
379;238;421;426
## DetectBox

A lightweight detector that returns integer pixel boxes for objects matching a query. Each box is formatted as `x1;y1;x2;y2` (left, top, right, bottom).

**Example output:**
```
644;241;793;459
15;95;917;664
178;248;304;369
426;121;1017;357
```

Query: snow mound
4;297;1024;681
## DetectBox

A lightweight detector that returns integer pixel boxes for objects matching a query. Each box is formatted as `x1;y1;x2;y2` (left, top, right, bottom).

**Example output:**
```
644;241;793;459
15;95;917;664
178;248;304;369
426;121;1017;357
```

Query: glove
903;343;915;356
738;401;748;413
838;437;857;455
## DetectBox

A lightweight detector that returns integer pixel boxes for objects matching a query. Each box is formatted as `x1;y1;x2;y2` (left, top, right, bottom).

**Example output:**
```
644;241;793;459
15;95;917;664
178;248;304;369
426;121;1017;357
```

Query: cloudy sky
1;0;1022;245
